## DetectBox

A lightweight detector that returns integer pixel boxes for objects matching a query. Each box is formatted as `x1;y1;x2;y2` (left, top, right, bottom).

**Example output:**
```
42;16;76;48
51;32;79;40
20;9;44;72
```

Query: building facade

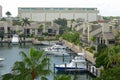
0;5;2;18
18;7;99;22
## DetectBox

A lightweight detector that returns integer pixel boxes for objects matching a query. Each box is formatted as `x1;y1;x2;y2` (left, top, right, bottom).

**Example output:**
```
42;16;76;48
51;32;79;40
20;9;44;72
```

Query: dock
0;38;33;46
62;40;101;77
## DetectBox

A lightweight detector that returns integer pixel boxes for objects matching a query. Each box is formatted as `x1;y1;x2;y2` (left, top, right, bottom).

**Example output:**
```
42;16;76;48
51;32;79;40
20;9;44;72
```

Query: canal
0;44;94;80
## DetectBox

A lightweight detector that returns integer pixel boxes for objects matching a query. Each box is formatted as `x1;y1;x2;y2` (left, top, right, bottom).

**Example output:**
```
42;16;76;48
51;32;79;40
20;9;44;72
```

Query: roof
103;32;115;40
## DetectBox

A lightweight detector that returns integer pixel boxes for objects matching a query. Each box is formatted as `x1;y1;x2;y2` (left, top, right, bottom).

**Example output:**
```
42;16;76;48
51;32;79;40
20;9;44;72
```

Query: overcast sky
0;0;120;17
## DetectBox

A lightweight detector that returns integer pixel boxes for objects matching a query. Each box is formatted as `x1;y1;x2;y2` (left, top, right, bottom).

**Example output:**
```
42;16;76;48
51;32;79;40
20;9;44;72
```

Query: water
0;44;93;80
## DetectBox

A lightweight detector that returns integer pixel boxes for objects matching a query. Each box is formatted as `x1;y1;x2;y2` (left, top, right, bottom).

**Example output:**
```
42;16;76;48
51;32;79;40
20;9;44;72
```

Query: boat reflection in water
55;53;87;72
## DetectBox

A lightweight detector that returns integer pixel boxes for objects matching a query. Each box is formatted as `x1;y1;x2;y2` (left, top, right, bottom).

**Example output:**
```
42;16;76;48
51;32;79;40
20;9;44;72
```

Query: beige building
0;5;2;18
0;20;59;37
18;7;99;22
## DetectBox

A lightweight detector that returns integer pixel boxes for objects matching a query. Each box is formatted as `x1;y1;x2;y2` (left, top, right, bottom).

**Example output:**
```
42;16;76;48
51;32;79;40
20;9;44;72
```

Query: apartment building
18;7;99;22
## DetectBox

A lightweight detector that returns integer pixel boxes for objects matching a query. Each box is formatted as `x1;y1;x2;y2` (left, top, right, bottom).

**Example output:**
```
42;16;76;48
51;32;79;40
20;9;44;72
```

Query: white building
0;5;2;18
18;7;99;22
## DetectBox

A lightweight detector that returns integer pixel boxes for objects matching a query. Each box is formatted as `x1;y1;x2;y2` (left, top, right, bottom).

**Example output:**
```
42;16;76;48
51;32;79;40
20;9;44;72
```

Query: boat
12;34;19;44
40;41;55;46
56;41;64;45
0;58;5;67
0;58;5;62
44;44;69;56
55;53;87;71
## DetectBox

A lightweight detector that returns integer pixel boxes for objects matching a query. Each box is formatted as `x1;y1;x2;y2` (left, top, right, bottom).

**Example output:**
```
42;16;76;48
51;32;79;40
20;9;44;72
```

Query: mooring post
86;62;89;71
96;68;98;77
75;63;78;73
65;63;66;72
62;54;64;62
53;63;55;74
47;57;50;70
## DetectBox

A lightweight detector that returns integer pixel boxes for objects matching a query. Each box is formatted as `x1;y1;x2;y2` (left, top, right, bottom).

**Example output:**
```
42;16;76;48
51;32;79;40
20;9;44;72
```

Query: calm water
0;44;93;80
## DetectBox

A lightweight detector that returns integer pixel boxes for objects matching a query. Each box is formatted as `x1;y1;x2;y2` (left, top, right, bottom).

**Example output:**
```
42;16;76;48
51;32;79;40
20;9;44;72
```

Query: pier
0;38;59;47
0;38;33;46
62;40;101;77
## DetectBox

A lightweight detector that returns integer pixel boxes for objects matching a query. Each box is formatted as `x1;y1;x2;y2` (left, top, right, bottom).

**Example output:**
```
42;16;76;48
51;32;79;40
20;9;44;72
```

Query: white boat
12;34;19;44
0;58;5;62
40;41;55;46
44;44;69;56
55;53;87;71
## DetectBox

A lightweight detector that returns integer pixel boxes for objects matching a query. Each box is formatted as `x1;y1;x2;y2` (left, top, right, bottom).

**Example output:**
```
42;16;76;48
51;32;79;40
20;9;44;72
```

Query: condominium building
0;5;2;18
18;7;99;22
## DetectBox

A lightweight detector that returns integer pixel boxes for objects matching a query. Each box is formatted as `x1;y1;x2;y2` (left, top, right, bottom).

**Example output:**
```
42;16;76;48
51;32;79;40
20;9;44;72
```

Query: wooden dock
0;39;33;46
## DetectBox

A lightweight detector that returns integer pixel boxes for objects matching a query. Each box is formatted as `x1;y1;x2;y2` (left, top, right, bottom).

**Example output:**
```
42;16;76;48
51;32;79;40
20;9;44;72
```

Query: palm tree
105;45;120;68
55;75;71;80
21;17;31;27
20;17;31;39
5;11;11;18
70;19;75;31
2;48;51;80
38;24;44;36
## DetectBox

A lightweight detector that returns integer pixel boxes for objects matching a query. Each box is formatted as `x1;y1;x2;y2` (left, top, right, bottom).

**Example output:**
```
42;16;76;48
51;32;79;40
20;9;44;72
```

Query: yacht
55;53;87;71
44;44;69;56
12;34;19;44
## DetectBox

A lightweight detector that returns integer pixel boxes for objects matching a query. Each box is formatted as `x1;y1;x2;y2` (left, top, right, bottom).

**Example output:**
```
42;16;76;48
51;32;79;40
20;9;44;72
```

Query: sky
0;0;120;17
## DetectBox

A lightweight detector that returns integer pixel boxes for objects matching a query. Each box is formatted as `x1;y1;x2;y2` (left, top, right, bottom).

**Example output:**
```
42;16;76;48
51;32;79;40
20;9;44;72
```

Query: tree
2;48;51;80
0;31;4;41
55;75;71;80
95;45;120;68
20;17;31;37
91;36;96;42
70;19;75;31
0;17;6;21
54;18;67;34
105;45;120;68
38;24;44;36
6;11;11;18
21;17;31;27
97;44;107;54
54;18;67;27
94;66;120;80
62;31;80;45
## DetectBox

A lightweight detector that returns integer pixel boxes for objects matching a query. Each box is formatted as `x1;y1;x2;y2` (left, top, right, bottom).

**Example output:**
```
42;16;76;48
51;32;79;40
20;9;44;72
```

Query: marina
0;44;94;80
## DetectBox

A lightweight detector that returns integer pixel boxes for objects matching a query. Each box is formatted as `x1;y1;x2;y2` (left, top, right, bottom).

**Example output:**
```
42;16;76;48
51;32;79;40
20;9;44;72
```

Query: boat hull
12;42;19;45
46;51;69;56
0;58;5;62
55;66;87;72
